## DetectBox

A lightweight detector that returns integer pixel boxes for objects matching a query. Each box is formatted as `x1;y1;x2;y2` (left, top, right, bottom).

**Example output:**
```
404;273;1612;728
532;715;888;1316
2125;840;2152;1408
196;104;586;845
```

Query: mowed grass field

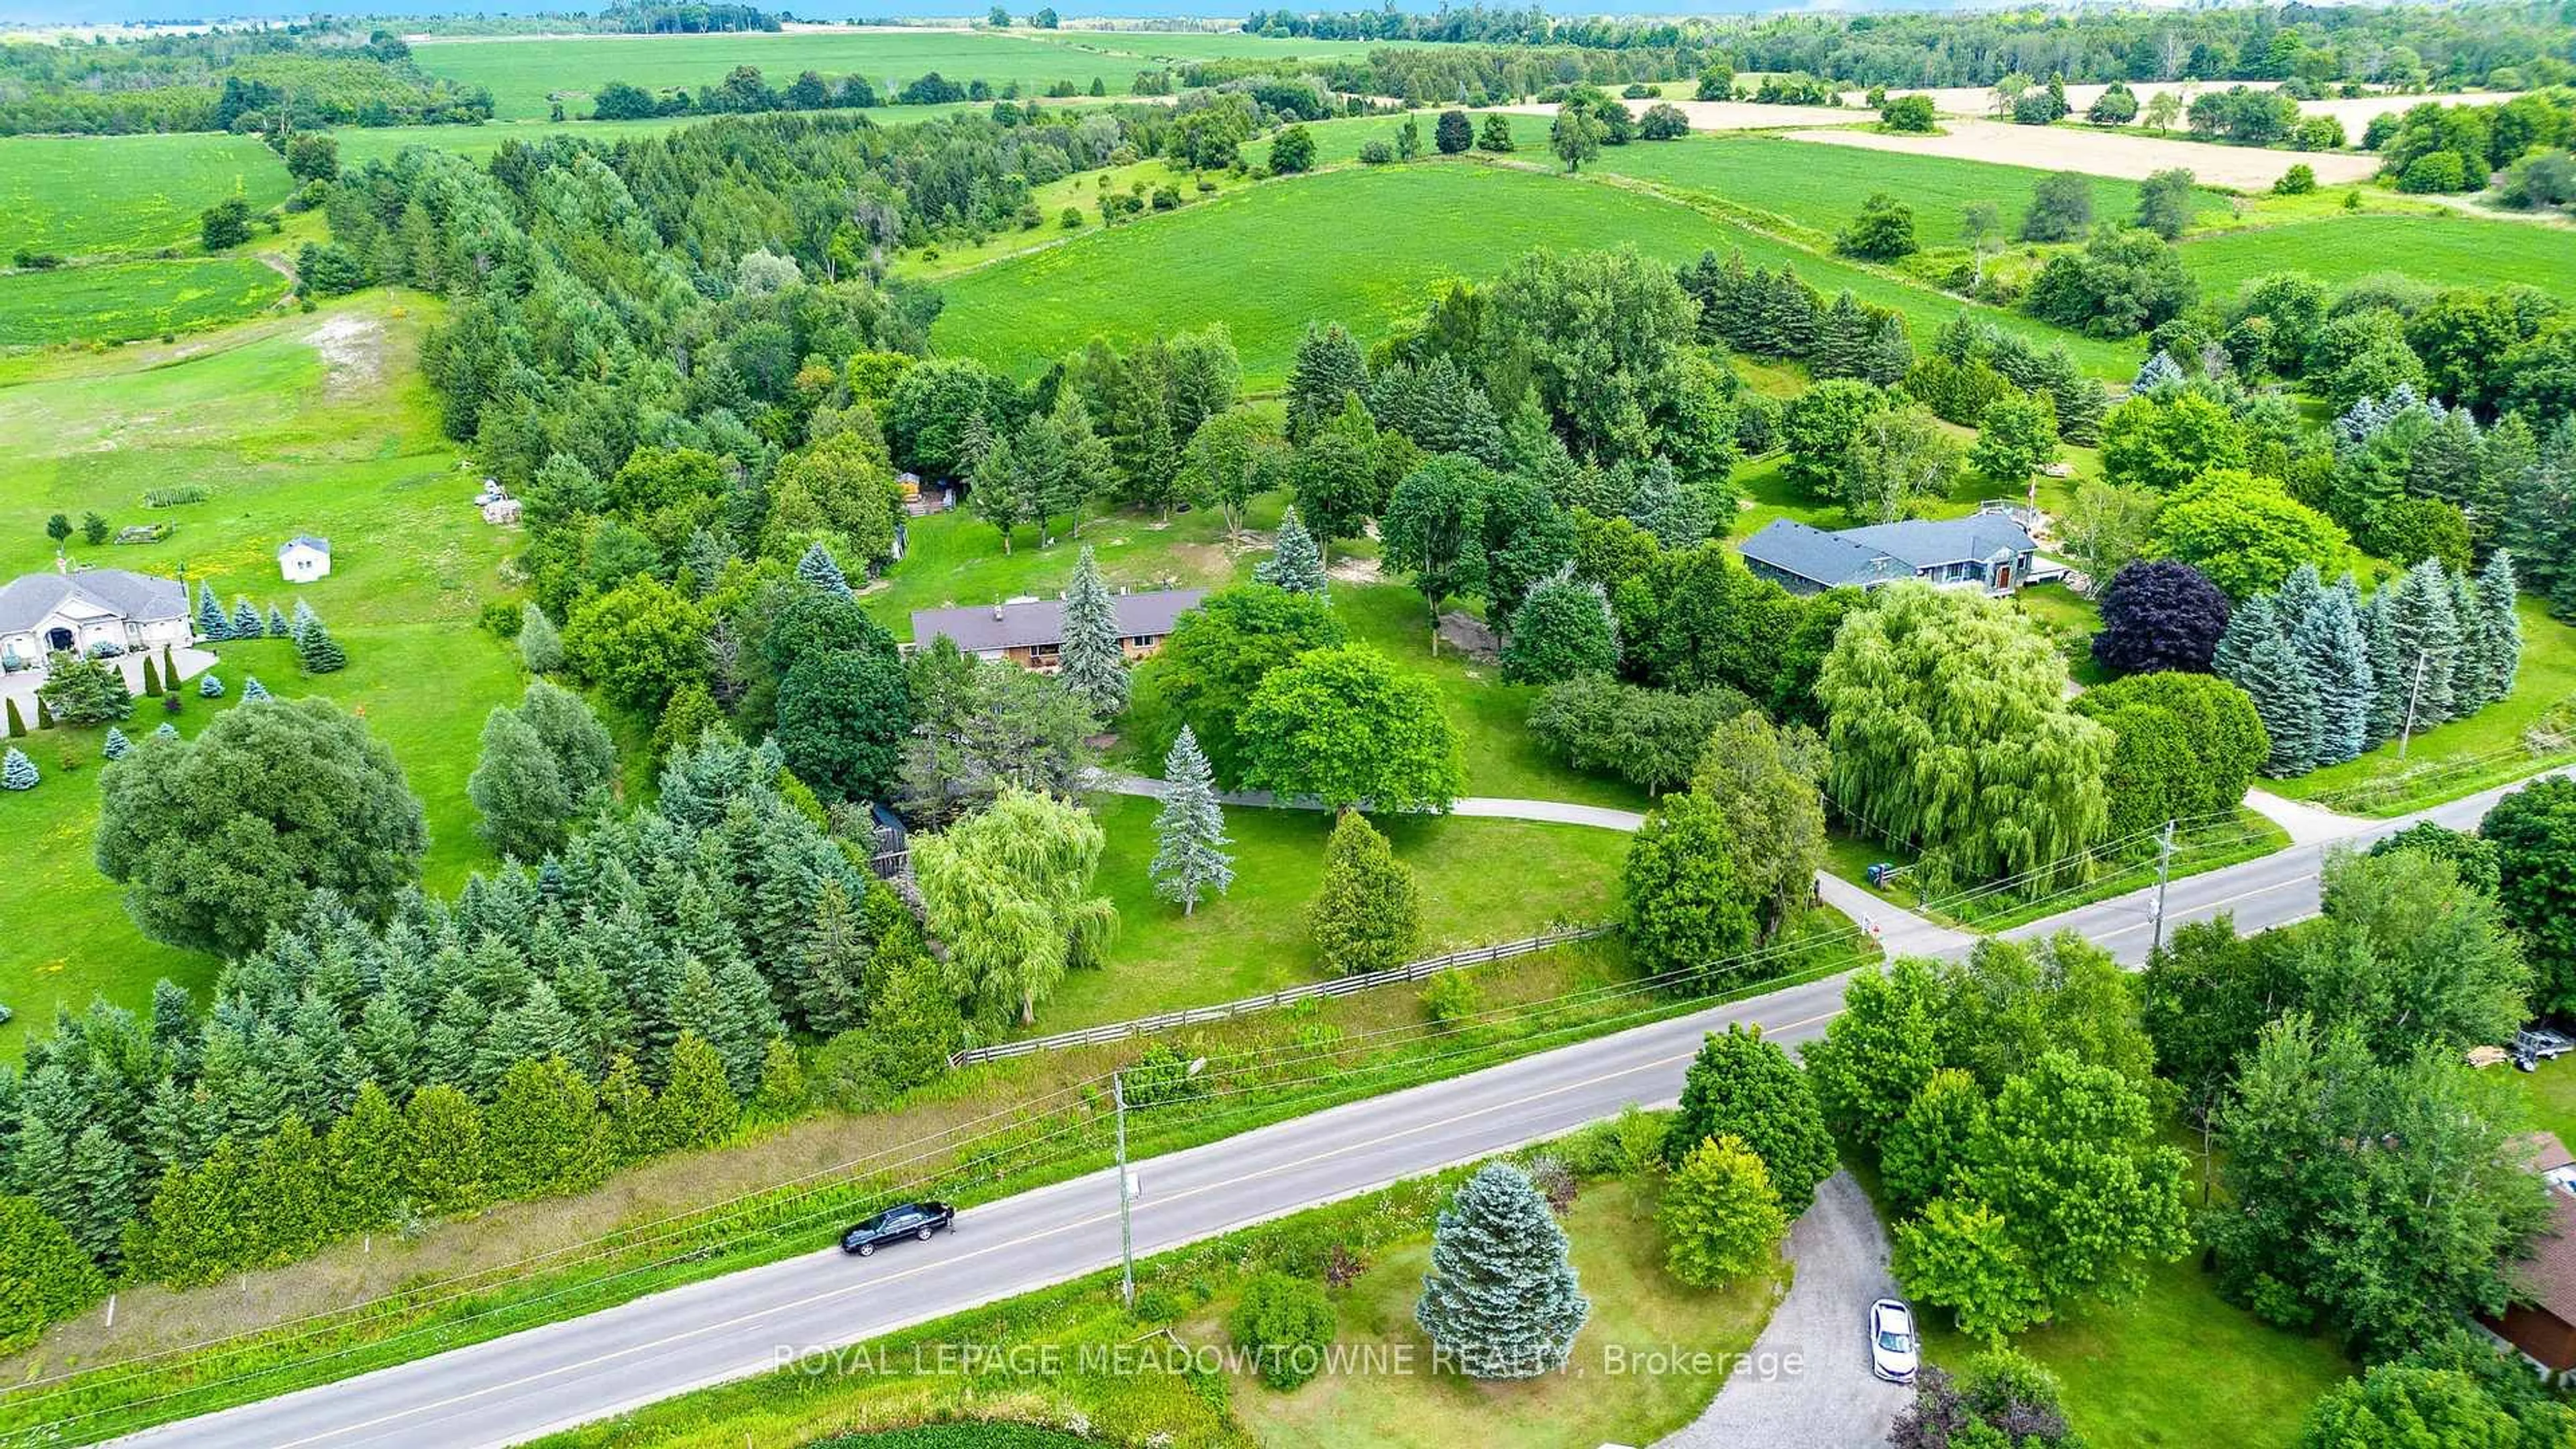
1063;792;1627;1031
0;293;523;1053
1581;133;2234;249
411;28;1371;121
0;132;293;259
2181;213;2576;302
931;160;2139;388
0;256;287;347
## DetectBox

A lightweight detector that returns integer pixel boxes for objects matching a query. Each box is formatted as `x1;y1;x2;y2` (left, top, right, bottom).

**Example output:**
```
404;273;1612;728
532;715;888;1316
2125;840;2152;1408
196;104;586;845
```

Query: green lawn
0;256;288;347
1231;1177;1786;1449
0;294;521;1053
930;160;2137;391
2179;214;2576;303
1049;792;1627;1032
1583;133;2233;250
410;28;1371;121
862;494;1273;639
0;132;294;260
2518;1054;2576;1150
2270;594;2576;813
1921;1252;2350;1449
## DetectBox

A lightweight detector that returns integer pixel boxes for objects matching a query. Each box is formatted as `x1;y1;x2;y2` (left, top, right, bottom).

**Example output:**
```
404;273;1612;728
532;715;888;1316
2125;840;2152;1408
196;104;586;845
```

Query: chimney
992;602;1005;621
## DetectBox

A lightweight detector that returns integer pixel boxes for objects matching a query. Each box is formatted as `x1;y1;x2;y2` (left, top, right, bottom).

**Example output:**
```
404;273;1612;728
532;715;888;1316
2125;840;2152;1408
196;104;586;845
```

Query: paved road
110;768;2563;1448
1653;1172;1909;1449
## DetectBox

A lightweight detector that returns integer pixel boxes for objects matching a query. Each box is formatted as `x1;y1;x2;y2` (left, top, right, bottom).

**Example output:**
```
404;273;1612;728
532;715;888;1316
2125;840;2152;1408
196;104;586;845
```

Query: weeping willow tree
912;786;1117;1026
1816;584;2112;891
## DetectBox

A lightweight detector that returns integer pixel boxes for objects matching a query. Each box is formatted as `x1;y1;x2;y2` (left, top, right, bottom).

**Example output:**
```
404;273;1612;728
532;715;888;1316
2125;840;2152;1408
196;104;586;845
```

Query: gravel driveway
1654;1171;1912;1449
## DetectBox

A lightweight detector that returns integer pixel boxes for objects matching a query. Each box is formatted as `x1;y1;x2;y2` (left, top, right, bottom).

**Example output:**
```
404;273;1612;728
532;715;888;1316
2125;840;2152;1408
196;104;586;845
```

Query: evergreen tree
324;1081;402;1229
3;698;21;739
291;598;319;643
598;1054;657;1164
2245;626;2322;776
1254;506;1330;596
656;1031;741;1150
1149;725;1233;915
0;1194;106;1346
101;726;131;761
195;581;228;641
2280;567;2373;767
266;604;291;639
486;1056;607;1198
239;676;270;702
795;540;853;598
2132;351;2185;393
198;672;224;699
1;747;35;791
1285;323;1369;443
2387;558;2464;728
1057;546;1129;718
2359;589;2406;744
399;1083;486;1216
1309;809;1421;975
1499;570;1619;685
152;721;177;741
294;618;347;674
1414;1162;1591;1379
231;598;262;638
64;1124;137;1266
2475;550;2524;706
754;1036;806;1117
140;653;161;695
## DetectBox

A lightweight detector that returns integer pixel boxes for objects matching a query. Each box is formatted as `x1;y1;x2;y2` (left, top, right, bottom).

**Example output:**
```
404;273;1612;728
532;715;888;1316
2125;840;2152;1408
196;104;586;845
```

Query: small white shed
278;536;332;584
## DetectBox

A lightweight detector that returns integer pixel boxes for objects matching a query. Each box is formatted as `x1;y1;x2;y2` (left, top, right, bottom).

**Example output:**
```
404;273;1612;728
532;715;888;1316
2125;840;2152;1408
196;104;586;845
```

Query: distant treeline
0;25;492;135
590;64;1128;119
1243;3;2576;91
362;4;779;36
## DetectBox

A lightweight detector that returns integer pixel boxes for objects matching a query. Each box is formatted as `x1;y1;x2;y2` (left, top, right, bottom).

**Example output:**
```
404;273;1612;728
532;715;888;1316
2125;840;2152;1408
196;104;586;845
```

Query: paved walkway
1653;1171;1912;1449
2242;787;2369;846
1084;770;1968;954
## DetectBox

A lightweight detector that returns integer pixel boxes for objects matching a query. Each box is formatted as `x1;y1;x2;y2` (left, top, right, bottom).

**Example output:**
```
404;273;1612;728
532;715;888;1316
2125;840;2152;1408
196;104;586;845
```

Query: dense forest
1246;2;2576;90
0;25;492;136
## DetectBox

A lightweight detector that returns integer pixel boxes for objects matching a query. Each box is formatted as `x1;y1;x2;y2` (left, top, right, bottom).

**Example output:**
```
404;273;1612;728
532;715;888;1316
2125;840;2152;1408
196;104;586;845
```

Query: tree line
1246;3;2576;91
0;26;491;136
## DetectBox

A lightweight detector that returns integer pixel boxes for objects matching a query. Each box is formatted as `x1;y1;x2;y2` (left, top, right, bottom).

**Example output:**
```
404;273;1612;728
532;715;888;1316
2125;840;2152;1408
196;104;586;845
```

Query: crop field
2181;213;2576;301
1783;120;2379;191
932;160;2139;388
411;28;1365;121
0;256;287;348
0;132;292;260
0;294;520;1053
1582;133;2235;248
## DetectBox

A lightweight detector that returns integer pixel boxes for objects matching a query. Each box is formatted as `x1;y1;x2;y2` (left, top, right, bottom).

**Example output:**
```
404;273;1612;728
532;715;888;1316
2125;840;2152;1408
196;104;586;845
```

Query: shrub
1358;140;1394;165
1421;969;1483;1031
2274;163;2318;195
1881;95;1937;133
1226;1272;1336;1389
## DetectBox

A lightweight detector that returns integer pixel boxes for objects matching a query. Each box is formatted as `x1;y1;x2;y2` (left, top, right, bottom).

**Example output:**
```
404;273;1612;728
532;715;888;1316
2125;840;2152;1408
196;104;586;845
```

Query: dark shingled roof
0;569;187;635
910;588;1207;653
1739;515;2041;589
2510;1189;2576;1322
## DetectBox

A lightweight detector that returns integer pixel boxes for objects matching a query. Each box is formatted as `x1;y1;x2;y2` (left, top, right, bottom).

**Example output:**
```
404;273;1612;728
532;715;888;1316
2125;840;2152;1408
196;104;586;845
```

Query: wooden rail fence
947;924;1616;1068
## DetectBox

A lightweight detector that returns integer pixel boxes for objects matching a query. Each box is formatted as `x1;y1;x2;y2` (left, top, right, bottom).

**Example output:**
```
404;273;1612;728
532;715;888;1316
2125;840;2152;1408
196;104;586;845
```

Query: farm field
1782;119;2379;190
1585;132;2233;248
410;27;1366;121
930;160;2139;389
0;294;520;1053
0;256;288;348
0;132;292;260
2180;213;2576;301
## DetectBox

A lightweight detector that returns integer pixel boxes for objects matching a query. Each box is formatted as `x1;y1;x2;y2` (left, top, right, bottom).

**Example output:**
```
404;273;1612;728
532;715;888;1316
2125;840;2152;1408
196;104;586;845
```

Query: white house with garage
0;568;193;670
278;536;332;583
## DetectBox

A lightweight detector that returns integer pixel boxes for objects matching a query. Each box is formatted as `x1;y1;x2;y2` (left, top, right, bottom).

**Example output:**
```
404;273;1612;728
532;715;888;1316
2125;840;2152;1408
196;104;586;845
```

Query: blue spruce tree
1415;1161;1590;1379
240;676;271;702
198;672;225;699
101;725;132;761
230;597;262;639
195;581;228;641
1;746;36;790
795;540;853;598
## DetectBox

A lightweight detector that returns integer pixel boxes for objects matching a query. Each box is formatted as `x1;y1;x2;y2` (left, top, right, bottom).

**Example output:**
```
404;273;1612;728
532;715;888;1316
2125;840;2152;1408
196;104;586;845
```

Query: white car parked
1870;1297;1919;1383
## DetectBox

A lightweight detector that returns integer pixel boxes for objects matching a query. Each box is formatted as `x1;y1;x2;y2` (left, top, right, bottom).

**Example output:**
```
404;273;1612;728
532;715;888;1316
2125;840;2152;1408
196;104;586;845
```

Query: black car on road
840;1201;955;1256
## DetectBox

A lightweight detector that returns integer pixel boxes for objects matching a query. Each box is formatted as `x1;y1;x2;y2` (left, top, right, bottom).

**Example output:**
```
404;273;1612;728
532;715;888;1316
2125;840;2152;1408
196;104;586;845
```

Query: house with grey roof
908;588;1207;671
278;536;331;584
0;568;191;671
1737;513;2042;597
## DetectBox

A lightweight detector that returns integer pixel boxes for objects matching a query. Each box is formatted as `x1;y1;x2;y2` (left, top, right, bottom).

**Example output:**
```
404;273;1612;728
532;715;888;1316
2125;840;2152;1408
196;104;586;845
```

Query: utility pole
2149;817;2176;957
2397;651;2431;761
1114;1069;1133;1311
